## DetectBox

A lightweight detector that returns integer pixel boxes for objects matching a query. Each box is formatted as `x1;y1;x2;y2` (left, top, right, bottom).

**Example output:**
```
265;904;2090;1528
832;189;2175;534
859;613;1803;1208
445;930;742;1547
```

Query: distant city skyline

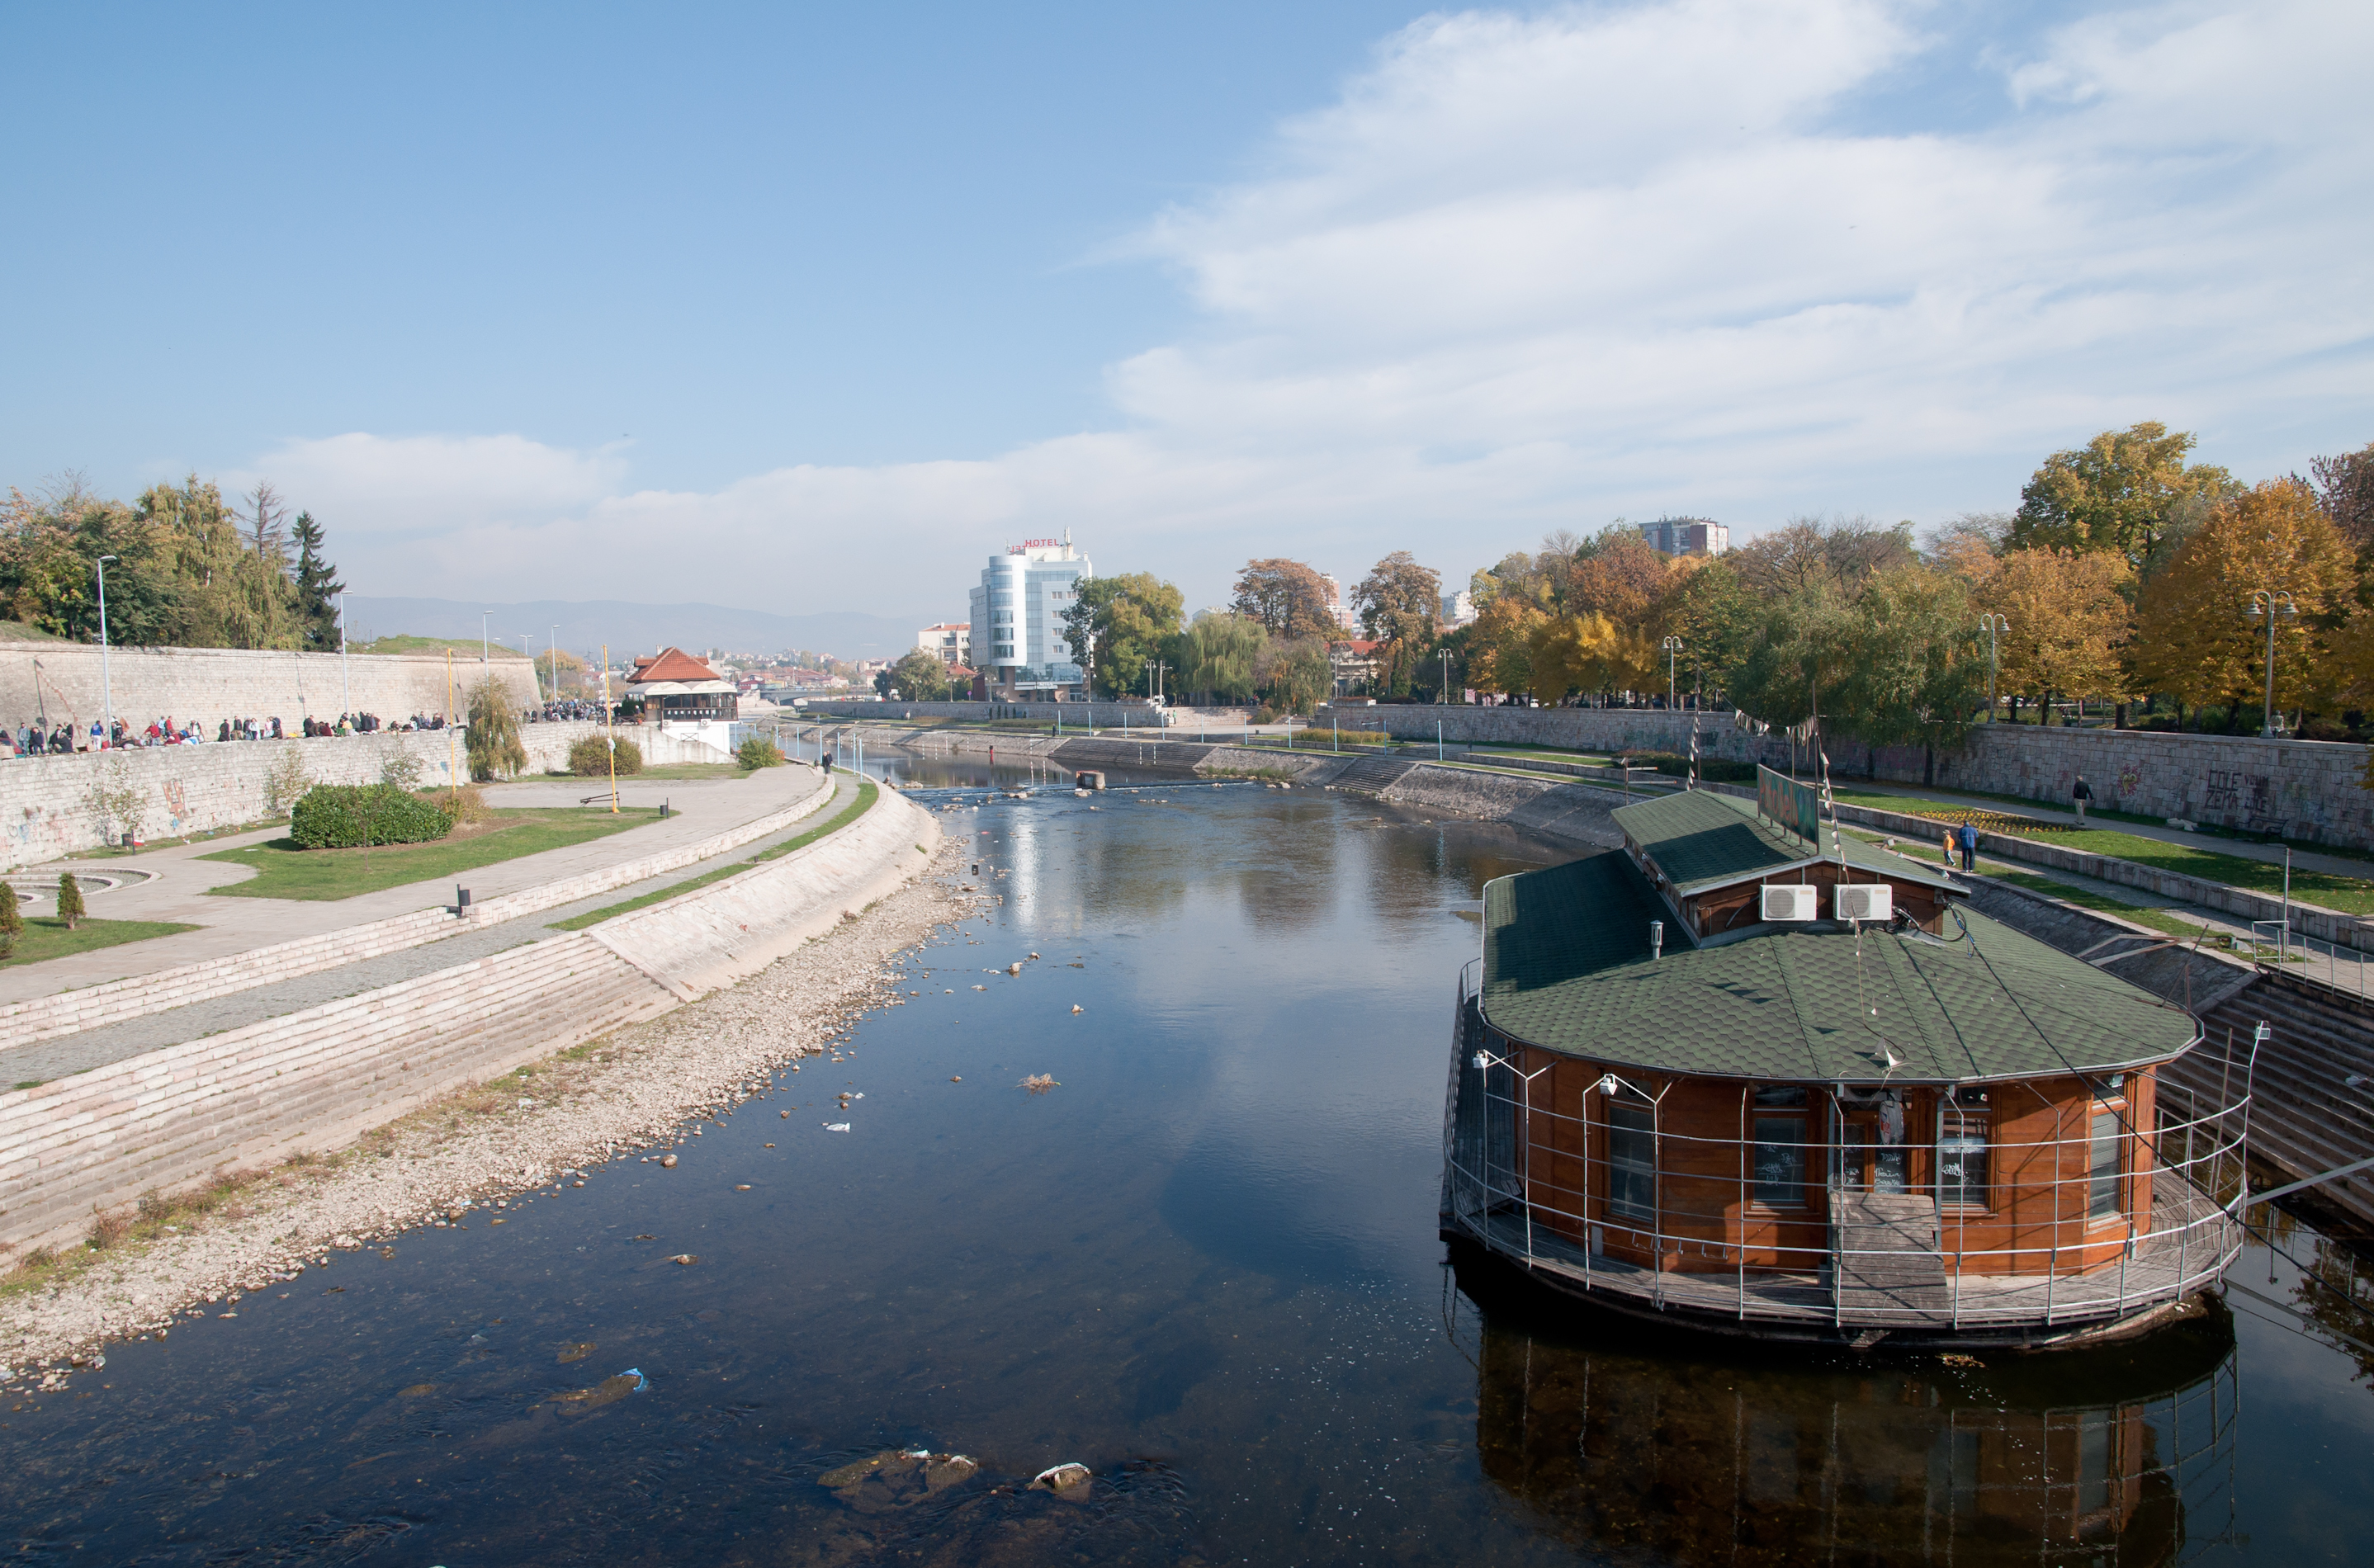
7;1;2367;626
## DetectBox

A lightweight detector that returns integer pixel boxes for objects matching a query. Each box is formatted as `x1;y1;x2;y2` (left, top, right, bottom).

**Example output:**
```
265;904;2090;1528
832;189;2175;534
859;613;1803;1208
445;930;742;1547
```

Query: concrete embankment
0;781;938;1253
875;725;1630;848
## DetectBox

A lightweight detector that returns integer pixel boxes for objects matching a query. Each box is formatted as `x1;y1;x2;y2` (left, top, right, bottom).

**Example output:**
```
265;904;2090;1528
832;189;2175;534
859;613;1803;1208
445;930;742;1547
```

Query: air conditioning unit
1761;884;1818;923
1834;884;1893;923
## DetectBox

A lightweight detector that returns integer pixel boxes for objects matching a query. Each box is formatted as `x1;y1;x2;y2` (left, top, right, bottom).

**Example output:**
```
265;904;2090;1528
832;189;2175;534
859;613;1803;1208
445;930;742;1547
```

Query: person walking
2072;774;2093;826
1955;820;1979;872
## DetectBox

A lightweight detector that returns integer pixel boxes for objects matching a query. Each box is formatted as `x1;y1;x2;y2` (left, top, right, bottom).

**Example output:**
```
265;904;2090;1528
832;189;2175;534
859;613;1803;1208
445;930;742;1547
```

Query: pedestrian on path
1955;821;1979;872
1939;826;1954;866
2072;774;2093;826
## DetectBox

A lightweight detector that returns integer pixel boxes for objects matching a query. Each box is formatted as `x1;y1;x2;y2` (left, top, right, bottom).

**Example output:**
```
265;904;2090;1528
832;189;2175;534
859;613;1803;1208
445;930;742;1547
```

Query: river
6;756;2372;1564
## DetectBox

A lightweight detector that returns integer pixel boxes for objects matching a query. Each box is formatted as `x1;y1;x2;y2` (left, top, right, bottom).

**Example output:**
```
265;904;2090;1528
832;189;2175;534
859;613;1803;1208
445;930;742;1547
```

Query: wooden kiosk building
1443;774;2253;1348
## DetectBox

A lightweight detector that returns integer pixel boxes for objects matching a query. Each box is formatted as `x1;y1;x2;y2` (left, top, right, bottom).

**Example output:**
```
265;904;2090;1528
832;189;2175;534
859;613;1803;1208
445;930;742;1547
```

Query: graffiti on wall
2201;768;2285;836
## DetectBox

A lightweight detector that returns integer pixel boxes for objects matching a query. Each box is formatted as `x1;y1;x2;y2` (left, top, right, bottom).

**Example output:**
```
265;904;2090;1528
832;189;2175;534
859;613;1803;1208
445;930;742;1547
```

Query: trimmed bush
569;734;643;777
737;736;787;770
290;784;456;849
55;872;85;930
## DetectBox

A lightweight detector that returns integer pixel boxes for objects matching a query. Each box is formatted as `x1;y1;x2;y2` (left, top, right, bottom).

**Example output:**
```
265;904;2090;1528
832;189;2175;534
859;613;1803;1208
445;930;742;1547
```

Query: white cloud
255;0;2374;615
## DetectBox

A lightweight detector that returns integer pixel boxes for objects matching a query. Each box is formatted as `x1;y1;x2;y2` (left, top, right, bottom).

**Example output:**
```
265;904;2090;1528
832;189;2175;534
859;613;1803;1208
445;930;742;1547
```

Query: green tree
1059;573;1184;698
2010;423;2239;575
1352;550;1442;696
1654;555;1756;703
1179;612;1269;704
0;880;21;952
877;650;953;701
1837;565;1983;767
1256;637;1332;716
291;511;344;651
1727;579;1862;736
466;676;529;780
55;871;85;931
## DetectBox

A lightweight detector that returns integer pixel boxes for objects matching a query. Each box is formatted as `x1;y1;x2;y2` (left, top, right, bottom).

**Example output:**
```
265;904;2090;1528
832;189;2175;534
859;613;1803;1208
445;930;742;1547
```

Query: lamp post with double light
1977;614;2009;722
96;555;118;745
1661;635;1684;711
2245;590;2298;739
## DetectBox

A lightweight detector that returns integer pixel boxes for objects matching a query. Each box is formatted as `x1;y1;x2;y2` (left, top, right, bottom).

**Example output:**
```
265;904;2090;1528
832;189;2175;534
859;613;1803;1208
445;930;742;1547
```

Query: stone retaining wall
0;720;718;871
0;641;543;736
799;700;1256;728
0;784;935;1250
1314;705;2374;850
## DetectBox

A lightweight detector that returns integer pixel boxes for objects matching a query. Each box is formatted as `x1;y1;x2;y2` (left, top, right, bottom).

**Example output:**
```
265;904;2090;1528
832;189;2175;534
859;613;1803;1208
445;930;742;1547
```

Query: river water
7;757;2374;1565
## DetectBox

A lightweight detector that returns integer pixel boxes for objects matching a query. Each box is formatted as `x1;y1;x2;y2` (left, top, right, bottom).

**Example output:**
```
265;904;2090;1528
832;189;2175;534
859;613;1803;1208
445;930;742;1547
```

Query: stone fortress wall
1313;705;2374;852
0;641;544;737
0;721;721;872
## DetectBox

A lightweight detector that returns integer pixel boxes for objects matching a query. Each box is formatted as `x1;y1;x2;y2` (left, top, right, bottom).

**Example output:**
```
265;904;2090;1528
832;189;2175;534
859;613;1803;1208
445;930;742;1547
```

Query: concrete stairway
0;933;671;1243
2165;971;2374;1230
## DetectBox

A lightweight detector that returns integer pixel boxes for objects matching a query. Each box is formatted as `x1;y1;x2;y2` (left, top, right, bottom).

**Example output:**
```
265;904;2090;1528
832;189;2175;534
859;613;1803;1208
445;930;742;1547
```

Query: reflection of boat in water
1448;1245;2239;1565
1443;788;2253;1349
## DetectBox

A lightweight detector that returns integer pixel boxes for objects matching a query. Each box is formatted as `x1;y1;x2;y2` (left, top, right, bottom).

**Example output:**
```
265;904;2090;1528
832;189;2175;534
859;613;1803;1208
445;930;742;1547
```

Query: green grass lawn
1847;827;2272;947
1837;792;2374;914
200;807;660;901
549;780;877;930
0;914;200;971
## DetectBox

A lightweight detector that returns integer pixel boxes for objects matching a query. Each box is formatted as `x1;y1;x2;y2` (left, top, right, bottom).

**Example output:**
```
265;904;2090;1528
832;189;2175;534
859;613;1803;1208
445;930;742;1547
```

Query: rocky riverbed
0;841;981;1392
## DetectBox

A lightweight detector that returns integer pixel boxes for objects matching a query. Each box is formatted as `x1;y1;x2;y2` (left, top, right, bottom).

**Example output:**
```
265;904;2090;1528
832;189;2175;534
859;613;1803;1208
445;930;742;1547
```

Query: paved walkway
0;765;831;1004
0;772;863;1084
1828;777;2374;883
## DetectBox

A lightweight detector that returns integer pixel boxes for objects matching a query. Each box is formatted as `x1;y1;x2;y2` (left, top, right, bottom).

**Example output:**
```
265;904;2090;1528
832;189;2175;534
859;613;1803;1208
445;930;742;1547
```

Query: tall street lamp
1977;614;2009;721
2245;590;2298;739
1661;635;1684;710
338;590;352;719
1439;647;1454;705
96;555;118;745
480;611;492;666
550;625;560;703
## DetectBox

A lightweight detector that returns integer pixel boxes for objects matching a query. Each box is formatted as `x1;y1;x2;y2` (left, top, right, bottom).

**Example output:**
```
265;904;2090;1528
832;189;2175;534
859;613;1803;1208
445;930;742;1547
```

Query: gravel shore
0;840;981;1395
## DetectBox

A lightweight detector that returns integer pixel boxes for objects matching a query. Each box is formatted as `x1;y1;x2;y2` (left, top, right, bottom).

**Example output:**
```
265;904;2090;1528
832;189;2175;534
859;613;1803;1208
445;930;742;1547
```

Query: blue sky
6;1;2369;624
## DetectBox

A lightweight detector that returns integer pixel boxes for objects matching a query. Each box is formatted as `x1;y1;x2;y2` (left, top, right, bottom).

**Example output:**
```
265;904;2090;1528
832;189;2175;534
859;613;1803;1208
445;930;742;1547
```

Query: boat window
1752;1085;1808;1108
1752;1117;1807;1205
1937;1121;1989;1208
1608;1104;1655;1221
2088;1112;2123;1221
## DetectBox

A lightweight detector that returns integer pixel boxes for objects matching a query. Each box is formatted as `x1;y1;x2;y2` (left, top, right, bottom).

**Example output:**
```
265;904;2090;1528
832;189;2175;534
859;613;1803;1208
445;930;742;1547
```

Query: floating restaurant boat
1442;771;2254;1349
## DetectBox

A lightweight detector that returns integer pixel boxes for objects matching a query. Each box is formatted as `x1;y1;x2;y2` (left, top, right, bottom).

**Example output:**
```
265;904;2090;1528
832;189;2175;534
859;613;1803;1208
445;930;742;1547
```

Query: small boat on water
1441;776;2252;1350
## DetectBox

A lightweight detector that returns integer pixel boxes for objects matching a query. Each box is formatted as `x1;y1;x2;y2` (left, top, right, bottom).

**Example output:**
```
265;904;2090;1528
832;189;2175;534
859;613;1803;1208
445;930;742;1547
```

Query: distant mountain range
343;597;929;664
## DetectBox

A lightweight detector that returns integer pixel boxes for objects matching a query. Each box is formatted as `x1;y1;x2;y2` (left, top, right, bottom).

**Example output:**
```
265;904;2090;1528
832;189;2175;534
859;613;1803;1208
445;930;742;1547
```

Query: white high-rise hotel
967;533;1092;695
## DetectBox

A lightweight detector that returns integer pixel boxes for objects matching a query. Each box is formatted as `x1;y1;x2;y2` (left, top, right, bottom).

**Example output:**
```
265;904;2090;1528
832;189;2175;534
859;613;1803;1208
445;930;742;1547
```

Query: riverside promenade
0;762;938;1253
1;763;832;1003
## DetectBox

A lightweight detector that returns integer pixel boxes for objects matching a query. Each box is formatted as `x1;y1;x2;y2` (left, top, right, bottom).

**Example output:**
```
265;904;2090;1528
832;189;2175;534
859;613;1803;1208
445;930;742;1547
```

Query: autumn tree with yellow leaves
1969;549;2133;723
2131;479;2353;731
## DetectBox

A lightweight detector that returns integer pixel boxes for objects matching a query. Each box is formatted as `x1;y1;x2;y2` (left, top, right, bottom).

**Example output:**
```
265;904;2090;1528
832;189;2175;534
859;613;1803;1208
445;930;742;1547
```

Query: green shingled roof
1610;788;1959;895
1482;852;2195;1083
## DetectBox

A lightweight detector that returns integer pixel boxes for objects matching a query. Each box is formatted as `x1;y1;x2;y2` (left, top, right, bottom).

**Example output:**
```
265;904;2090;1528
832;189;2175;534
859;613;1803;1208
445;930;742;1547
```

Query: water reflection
1450;1245;2239;1565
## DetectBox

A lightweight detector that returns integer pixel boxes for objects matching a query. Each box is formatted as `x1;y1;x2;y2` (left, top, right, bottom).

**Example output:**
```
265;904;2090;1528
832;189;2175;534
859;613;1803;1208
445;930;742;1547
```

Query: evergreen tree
291;512;345;650
0;880;21;954
55;871;85;931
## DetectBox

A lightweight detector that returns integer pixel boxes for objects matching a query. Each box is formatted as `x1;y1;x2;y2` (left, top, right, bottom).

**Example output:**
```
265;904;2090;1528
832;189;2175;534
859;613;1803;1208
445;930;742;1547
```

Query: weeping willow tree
466;676;529;781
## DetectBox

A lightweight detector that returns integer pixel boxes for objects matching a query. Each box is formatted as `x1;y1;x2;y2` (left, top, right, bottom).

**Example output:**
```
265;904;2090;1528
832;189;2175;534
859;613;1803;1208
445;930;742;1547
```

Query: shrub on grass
569;734;643;776
55;872;84;930
737;736;787;770
0;880;20;952
466;677;529;781
290;784;455;849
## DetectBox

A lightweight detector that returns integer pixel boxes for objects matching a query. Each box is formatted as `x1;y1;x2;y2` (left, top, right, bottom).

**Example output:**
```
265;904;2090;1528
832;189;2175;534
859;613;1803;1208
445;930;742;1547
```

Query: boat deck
1453;1170;2239;1334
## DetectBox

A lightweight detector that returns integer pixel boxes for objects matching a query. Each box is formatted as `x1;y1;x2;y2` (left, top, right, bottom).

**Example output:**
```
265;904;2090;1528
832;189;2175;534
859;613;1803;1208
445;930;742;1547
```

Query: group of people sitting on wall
526;699;611;723
0;710;457;757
